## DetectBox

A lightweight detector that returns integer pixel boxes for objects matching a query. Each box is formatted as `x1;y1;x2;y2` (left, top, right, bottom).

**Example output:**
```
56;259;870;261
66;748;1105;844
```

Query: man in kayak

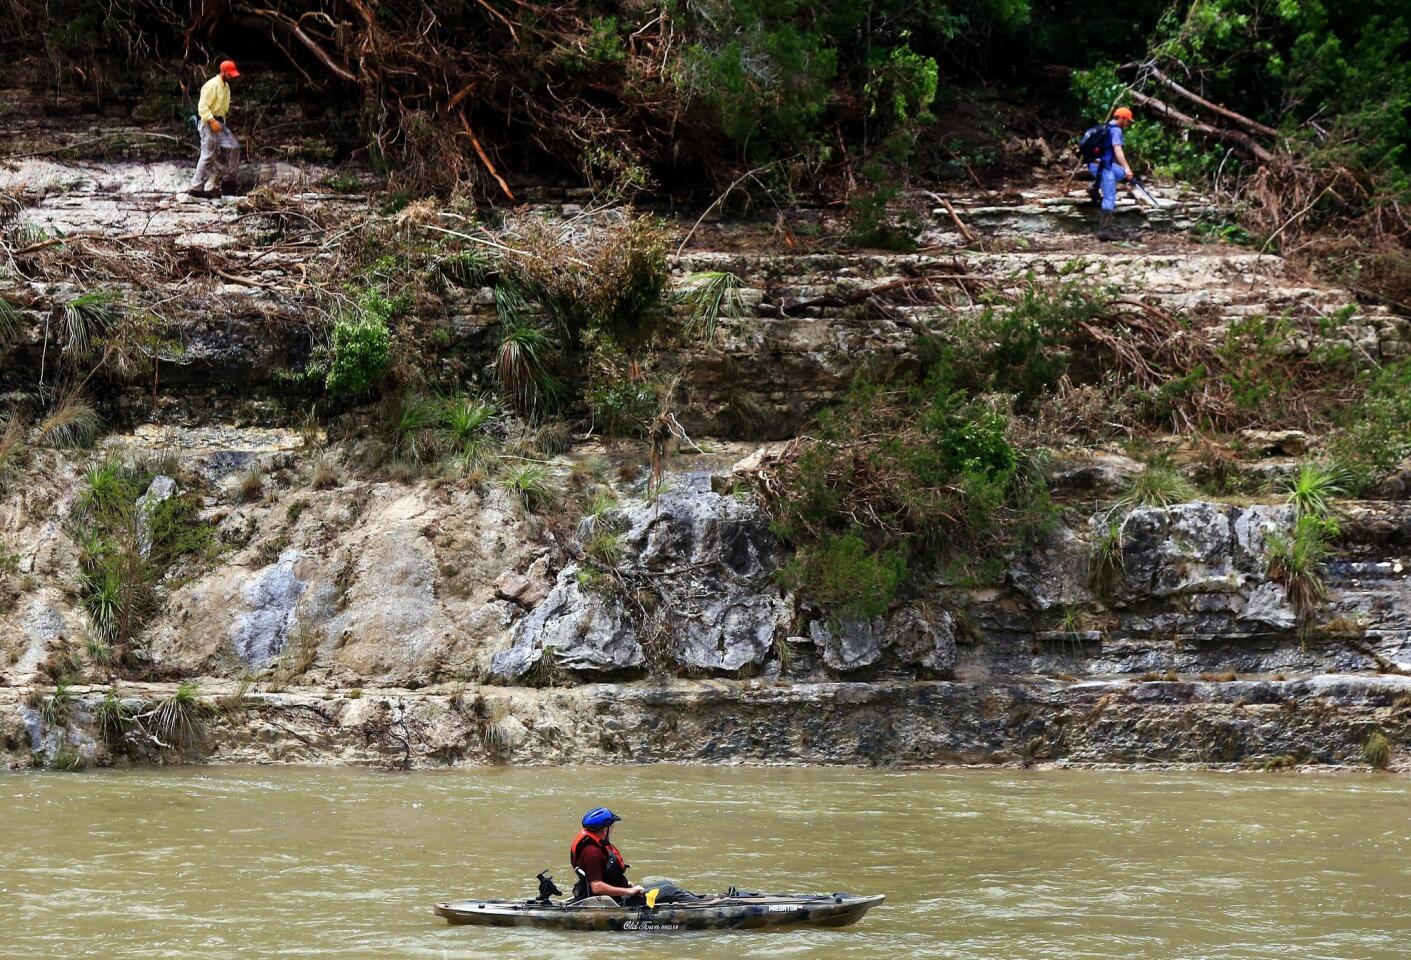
570;807;646;904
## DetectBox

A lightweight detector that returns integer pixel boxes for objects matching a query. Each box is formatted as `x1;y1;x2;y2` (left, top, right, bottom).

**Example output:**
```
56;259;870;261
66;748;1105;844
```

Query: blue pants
1088;162;1128;212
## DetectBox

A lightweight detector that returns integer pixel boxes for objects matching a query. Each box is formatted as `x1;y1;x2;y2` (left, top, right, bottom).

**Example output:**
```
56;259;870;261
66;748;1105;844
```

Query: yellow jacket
197;74;230;123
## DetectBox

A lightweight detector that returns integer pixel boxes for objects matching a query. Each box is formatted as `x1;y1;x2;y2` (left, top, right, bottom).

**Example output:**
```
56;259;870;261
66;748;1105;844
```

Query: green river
3;766;1409;959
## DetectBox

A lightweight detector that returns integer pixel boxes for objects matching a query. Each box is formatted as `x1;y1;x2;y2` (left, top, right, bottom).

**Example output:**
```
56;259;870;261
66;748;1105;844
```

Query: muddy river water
3;766;1409;959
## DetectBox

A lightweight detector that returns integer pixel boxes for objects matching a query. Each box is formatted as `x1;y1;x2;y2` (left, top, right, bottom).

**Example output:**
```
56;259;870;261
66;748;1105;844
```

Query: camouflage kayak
432;891;884;931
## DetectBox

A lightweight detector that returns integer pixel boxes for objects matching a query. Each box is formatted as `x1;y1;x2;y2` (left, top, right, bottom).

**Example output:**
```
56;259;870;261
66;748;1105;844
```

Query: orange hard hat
1113;107;1133;120
220;59;240;78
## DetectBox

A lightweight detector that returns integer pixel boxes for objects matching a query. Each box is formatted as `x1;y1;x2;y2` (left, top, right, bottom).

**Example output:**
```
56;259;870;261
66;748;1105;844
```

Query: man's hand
208;119;222;133
628;885;646;896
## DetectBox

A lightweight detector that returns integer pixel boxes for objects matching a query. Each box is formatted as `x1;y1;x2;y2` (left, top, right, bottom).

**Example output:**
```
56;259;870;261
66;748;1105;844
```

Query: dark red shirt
575;842;609;887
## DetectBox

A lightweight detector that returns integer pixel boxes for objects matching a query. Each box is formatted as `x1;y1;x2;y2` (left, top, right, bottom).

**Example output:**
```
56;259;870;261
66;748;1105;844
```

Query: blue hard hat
582;807;622;828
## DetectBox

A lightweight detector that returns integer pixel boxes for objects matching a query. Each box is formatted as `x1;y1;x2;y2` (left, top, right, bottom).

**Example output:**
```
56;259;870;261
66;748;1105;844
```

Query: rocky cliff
3;98;1410;771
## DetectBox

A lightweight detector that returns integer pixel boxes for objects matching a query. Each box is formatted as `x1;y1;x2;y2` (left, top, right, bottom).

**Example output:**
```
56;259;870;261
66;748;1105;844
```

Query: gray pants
189;119;240;191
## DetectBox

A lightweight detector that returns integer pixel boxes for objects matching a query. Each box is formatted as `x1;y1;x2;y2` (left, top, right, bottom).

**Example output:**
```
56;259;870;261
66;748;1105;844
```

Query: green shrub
584;333;662;436
769;366;1053;618
69;459;211;655
325;311;392;398
1330;361;1411;491
780;533;908;621
925;279;1110;408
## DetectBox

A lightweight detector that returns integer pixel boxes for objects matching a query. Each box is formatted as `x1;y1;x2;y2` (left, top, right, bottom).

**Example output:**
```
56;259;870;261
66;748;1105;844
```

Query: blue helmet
582;807;622;828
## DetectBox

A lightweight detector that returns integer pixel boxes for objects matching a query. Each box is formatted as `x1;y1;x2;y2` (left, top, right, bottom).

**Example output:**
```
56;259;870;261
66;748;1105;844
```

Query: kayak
433;891;885;931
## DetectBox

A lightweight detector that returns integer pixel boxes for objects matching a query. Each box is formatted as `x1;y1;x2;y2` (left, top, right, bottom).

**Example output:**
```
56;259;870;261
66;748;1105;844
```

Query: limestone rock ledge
5;676;1409;770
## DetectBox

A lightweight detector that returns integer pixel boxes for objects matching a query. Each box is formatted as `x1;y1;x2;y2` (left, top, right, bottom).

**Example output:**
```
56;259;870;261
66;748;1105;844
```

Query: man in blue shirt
1088;106;1134;240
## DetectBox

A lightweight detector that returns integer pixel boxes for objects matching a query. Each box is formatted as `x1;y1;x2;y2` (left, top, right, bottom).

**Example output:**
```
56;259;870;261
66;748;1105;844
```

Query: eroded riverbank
3;765;1409;959
6;675;1411;771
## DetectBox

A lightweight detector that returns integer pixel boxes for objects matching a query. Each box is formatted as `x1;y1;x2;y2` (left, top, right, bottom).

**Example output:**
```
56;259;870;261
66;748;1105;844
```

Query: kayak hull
433;892;884;931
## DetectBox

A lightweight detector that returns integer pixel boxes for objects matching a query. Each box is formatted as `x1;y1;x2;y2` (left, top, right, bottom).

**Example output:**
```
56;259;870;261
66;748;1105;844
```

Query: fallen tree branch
925;191;977;244
459;116;515;202
1130;63;1281;139
1126;89;1278;166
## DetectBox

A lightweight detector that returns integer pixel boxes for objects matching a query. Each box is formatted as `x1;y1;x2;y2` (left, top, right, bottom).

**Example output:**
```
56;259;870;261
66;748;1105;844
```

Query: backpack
1078;123;1113;163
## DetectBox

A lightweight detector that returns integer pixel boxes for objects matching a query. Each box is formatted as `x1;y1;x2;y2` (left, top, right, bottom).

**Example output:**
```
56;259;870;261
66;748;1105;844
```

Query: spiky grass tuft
34;395;103;449
96;689;134;746
1267;514;1337;618
499;463;555;512
386;395;440;464
439;394;497;452
678;270;744;344
0;294;21;346
146;681;214;749
1117;465;1198;510
61;291;122;362
1281;462;1348;518
38;681;75;728
495;322;557;411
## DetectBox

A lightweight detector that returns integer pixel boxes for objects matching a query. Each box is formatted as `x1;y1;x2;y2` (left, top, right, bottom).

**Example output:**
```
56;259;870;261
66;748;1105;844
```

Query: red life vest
570;829;630;896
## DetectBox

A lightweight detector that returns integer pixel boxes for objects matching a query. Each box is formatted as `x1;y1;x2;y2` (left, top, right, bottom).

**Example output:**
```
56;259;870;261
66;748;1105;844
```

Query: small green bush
1330;361;1411;491
924;279;1111;409
769;366;1053;619
780;533;908;621
325;292;396;398
1363;731;1392;770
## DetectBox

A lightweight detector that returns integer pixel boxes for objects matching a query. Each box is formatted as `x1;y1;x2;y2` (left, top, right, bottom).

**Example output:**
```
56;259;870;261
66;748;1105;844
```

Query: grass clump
494;319;559;414
145;681;214;749
236;463;265;502
500;463;556;512
1281;462;1348;518
1267;514;1338;620
309;452;340;490
1117;465;1198;510
33;394;102;449
385;394;439;464
678;270;744;344
96;689;134;747
1363;731;1392;770
439;395;497;452
38;681;75;728
1089;518;1126;592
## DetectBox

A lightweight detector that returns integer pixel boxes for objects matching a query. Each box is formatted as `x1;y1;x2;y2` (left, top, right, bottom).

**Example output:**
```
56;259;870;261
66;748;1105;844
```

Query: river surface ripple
2;766;1409;959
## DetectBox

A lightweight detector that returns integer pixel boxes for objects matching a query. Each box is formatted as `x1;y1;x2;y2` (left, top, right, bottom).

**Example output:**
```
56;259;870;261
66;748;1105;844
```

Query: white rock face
232;549;307;665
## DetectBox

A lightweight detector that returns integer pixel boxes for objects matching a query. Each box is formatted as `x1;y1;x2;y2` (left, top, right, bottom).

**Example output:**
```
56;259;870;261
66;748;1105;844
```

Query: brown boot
186;186;214;199
1096;212;1121;242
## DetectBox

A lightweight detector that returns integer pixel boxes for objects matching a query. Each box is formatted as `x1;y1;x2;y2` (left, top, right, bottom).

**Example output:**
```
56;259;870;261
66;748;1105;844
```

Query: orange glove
208;119;222;133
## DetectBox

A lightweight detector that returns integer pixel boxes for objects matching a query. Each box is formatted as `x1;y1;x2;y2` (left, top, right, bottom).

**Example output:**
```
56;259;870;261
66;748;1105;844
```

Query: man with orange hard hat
1086;106;1135;240
187;59;242;199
